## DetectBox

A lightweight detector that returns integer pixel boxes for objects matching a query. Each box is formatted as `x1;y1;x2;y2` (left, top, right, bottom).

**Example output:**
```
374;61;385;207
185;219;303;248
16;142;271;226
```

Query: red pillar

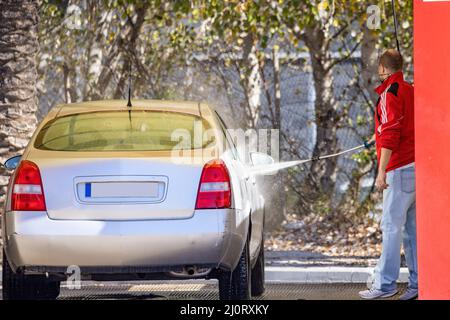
414;0;450;300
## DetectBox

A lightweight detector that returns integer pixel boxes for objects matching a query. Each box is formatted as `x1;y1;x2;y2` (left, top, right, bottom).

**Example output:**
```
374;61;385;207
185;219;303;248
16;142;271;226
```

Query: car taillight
195;159;231;209
11;160;46;211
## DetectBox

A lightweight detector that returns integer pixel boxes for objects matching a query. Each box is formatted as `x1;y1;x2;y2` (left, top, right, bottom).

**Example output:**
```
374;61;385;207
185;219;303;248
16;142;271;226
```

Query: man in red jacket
359;49;417;300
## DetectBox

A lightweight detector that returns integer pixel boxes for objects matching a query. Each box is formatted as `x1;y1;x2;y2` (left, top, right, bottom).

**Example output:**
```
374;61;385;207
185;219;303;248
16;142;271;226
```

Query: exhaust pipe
186;267;196;276
167;266;211;278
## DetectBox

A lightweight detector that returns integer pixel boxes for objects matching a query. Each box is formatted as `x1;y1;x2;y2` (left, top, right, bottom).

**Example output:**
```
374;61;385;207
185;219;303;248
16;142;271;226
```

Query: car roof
51;99;213;118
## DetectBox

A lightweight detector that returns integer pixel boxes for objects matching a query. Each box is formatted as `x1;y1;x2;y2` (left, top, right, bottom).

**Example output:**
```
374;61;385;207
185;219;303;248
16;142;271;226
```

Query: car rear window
34;111;216;151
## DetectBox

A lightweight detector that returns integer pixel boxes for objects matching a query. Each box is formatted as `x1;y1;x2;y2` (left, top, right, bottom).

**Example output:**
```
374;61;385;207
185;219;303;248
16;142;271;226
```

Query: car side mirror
250;152;275;166
3;155;21;170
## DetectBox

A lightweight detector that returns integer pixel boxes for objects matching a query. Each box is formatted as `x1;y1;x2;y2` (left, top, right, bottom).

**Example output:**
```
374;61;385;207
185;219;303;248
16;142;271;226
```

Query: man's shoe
359;287;398;300
399;287;418;300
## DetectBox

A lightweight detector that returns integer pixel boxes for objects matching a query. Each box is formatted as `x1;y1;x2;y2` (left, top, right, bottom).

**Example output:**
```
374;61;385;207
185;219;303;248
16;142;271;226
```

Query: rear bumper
2;209;247;274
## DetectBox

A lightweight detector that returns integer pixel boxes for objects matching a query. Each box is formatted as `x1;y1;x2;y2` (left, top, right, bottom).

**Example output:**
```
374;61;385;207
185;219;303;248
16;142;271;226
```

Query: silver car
1;100;270;300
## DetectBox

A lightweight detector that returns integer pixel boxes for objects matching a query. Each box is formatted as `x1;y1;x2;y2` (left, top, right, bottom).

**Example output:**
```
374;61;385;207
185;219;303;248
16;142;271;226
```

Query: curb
265;266;409;283
0;266;410;285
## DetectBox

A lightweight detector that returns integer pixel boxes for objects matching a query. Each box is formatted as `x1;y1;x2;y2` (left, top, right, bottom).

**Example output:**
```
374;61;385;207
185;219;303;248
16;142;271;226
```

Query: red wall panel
414;0;450;300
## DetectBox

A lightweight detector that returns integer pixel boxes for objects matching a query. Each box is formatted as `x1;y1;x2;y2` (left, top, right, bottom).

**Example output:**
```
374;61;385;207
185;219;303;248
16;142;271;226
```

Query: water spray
249;141;375;176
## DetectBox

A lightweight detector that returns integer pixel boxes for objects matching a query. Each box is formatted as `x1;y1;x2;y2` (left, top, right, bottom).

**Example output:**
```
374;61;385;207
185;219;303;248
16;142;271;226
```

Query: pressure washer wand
249;140;375;176
312;142;373;161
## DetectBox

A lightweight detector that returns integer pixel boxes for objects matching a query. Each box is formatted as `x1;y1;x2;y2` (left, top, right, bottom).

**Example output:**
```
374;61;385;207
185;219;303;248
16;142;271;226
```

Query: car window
34;111;215;151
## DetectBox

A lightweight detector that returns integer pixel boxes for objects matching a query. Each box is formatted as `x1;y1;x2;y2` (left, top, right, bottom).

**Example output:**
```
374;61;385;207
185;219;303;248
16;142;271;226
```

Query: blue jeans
373;165;418;291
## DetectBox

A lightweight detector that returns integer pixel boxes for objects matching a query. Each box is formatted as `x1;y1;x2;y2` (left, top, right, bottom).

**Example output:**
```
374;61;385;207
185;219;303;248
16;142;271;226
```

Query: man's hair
379;49;403;71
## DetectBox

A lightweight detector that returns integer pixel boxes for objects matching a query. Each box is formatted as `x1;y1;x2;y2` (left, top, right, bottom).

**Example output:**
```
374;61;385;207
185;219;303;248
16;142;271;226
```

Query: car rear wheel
2;250;60;300
218;238;251;300
251;232;265;297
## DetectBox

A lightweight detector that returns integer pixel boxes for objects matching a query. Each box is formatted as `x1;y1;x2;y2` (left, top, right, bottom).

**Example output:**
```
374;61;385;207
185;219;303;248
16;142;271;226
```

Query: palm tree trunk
0;0;39;209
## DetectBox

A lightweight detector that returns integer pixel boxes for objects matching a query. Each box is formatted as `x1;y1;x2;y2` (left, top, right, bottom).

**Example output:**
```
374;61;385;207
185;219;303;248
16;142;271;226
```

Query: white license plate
88;182;159;198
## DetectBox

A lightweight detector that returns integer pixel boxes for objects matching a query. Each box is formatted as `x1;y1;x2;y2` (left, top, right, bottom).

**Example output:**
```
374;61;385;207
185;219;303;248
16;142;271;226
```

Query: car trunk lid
30;153;203;220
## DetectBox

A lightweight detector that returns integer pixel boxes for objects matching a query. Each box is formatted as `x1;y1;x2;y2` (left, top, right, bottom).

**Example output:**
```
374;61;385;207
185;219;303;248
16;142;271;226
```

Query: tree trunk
263;48;286;232
361;26;379;105
0;0;40;208
240;32;262;129
273;45;281;129
303;26;339;196
89;3;149;100
113;3;149;100
63;61;78;104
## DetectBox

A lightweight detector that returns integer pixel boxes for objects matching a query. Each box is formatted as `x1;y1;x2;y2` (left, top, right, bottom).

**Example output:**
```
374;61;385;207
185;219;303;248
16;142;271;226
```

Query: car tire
2;250;60;300
218;237;251;300
251;233;265;297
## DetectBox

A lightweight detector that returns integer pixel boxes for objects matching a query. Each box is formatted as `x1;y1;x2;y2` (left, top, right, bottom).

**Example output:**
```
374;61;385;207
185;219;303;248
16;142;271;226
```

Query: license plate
85;182;159;198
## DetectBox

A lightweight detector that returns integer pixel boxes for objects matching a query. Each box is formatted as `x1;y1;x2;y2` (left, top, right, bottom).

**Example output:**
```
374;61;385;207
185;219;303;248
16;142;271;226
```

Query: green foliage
352;148;376;167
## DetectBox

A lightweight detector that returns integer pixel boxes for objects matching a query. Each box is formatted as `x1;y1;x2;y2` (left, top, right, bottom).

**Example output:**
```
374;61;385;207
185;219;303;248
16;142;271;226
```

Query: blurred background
0;0;413;258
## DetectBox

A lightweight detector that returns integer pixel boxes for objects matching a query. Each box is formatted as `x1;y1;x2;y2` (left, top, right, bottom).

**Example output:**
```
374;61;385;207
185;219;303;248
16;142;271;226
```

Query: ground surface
0;281;408;300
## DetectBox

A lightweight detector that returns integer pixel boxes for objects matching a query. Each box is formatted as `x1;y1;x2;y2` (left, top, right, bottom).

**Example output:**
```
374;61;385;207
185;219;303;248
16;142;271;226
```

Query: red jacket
374;71;415;172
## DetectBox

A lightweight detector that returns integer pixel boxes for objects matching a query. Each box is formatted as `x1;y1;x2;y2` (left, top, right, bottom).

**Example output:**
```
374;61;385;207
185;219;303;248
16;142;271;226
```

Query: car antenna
127;63;133;107
127;63;132;130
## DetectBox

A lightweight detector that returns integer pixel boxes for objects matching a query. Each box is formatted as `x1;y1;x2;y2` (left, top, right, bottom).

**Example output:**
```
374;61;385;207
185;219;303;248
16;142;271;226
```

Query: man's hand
375;170;389;190
364;134;376;149
375;148;393;191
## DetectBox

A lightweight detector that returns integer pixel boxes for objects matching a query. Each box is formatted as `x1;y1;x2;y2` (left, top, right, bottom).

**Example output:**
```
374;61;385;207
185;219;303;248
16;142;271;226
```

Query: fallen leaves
265;211;383;258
